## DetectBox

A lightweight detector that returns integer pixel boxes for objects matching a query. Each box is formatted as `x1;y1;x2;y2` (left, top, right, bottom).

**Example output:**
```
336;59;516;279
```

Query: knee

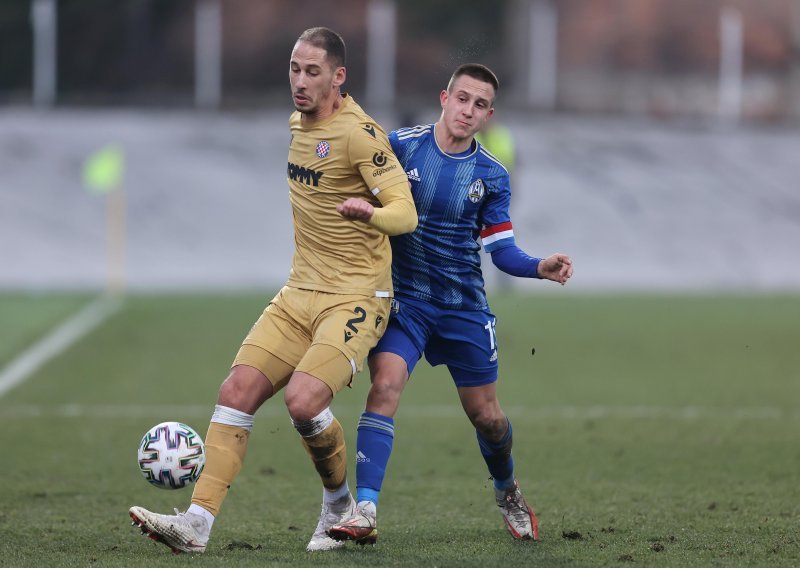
218;374;251;410
284;389;314;422
284;380;331;423
365;372;406;416
371;375;404;405
471;408;508;441
217;367;273;414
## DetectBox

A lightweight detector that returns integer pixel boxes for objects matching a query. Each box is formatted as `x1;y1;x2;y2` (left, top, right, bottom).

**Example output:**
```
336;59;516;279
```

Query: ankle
357;500;377;517
187;504;215;535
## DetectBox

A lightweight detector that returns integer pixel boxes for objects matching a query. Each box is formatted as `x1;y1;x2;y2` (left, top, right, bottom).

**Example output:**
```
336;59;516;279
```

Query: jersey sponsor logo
287;162;324;187
372;151;388;167
315;140;330;158
468;178;485;203
363;125;376;138
405;167;420;182
371;151;398;177
390;298;400;314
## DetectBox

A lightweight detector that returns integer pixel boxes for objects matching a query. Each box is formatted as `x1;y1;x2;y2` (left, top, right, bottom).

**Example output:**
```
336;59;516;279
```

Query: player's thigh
232;286;311;393
295;293;391;395
370;317;425;378
425;309;499;387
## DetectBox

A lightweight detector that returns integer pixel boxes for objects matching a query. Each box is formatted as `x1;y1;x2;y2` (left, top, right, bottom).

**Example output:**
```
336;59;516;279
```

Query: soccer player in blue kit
328;63;573;544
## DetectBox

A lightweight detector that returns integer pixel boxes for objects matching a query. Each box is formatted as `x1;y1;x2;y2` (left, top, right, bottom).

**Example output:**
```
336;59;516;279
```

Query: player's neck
301;92;345;126
433;121;473;155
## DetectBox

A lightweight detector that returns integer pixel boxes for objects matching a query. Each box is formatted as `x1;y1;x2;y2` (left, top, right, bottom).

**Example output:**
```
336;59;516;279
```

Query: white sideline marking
1;403;798;420
0;295;123;398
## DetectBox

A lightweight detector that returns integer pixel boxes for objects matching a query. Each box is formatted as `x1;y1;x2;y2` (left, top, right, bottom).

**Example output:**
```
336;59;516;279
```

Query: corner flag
82;144;127;295
83;145;124;193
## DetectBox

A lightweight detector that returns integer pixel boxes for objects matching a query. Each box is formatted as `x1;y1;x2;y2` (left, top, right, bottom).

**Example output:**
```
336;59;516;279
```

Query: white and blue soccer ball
137;421;206;490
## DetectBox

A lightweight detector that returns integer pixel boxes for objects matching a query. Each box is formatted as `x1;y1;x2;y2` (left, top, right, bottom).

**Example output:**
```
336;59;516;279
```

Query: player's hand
538;253;573;285
337;197;374;221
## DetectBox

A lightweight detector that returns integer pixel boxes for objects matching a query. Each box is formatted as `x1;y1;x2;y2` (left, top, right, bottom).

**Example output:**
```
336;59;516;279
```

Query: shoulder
391;123;432;150
476;143;510;176
338;96;385;139
394;124;432;141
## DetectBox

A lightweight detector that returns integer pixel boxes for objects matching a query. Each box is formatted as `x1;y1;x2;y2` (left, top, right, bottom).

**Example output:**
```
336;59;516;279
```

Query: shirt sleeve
490;245;542;278
479;169;514;252
348;123;417;235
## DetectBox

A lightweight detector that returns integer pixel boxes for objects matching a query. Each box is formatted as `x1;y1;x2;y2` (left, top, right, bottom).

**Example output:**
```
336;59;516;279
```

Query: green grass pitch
0;291;798;567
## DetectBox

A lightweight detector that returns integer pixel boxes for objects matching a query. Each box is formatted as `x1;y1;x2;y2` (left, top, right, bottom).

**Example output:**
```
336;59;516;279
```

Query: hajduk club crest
316;141;330;158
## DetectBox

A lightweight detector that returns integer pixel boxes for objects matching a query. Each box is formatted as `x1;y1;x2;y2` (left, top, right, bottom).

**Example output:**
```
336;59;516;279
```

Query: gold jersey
286;94;413;297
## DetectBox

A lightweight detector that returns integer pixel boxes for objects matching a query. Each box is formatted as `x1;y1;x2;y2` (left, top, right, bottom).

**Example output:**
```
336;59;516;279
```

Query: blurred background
2;0;800;292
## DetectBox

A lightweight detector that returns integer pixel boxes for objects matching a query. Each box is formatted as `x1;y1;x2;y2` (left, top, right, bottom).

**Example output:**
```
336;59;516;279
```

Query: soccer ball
137;421;206;490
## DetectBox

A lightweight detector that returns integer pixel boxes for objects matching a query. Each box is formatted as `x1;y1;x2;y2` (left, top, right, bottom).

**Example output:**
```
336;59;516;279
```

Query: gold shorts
232;286;390;394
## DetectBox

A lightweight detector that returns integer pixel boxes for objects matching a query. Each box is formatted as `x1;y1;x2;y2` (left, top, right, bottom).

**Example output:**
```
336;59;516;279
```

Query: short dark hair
447;63;499;95
296;27;346;69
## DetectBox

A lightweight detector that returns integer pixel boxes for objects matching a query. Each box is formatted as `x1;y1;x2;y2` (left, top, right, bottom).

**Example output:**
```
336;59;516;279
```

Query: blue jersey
388;124;517;311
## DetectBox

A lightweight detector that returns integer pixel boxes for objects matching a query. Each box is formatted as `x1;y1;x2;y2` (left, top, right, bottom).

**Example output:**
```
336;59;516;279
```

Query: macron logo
406;168;420;182
356;451;370;463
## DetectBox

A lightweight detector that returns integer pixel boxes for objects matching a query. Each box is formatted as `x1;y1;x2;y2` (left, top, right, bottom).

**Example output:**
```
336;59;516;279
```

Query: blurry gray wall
2;108;799;292
1;0;800;292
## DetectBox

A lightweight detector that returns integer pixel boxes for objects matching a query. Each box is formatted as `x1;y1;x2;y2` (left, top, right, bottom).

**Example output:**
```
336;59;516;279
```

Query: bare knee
469;406;508;441
284;373;333;423
217;366;274;415
365;353;409;417
284;389;316;422
365;374;406;416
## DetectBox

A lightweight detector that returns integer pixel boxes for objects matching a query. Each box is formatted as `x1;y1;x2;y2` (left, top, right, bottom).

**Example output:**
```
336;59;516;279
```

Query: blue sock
476;419;515;491
355;411;394;506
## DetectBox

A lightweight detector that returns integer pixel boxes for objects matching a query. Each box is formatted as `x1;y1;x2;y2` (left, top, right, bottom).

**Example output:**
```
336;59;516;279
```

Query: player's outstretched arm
537;253;573;285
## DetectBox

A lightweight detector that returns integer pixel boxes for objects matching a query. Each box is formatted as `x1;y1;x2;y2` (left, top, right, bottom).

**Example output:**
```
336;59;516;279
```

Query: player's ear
332;66;346;89
479;108;494;131
439;89;448;108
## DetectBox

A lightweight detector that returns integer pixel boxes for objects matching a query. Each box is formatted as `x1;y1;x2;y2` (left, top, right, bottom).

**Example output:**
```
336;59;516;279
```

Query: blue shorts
371;295;499;387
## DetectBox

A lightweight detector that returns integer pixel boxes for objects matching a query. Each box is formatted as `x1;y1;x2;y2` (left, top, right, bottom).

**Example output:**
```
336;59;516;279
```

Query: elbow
400;215;418;235
373;199;418;235
383;217;417;236
384;203;418;235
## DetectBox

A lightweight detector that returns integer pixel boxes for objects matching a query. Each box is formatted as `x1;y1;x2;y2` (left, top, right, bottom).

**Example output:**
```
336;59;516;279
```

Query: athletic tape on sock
292;407;334;437
211;404;255;431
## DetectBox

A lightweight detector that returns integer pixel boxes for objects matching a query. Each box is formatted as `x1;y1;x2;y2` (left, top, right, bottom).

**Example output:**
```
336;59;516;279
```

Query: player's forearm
490;245;542;278
368;191;418;235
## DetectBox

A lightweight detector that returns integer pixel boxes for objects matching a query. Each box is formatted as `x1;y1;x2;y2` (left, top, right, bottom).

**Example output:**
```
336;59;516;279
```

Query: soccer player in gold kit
129;27;417;554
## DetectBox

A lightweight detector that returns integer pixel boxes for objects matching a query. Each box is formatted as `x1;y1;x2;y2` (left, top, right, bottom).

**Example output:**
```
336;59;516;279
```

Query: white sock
323;480;351;504
187;504;216;533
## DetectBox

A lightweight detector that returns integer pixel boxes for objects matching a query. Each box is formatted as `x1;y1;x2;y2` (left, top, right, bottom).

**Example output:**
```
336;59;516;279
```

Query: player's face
439;75;495;141
289;41;346;119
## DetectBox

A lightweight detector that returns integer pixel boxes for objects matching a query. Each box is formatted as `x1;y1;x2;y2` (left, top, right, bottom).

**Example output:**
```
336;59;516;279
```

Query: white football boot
327;500;378;545
495;481;539;541
129;506;209;554
306;494;356;551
